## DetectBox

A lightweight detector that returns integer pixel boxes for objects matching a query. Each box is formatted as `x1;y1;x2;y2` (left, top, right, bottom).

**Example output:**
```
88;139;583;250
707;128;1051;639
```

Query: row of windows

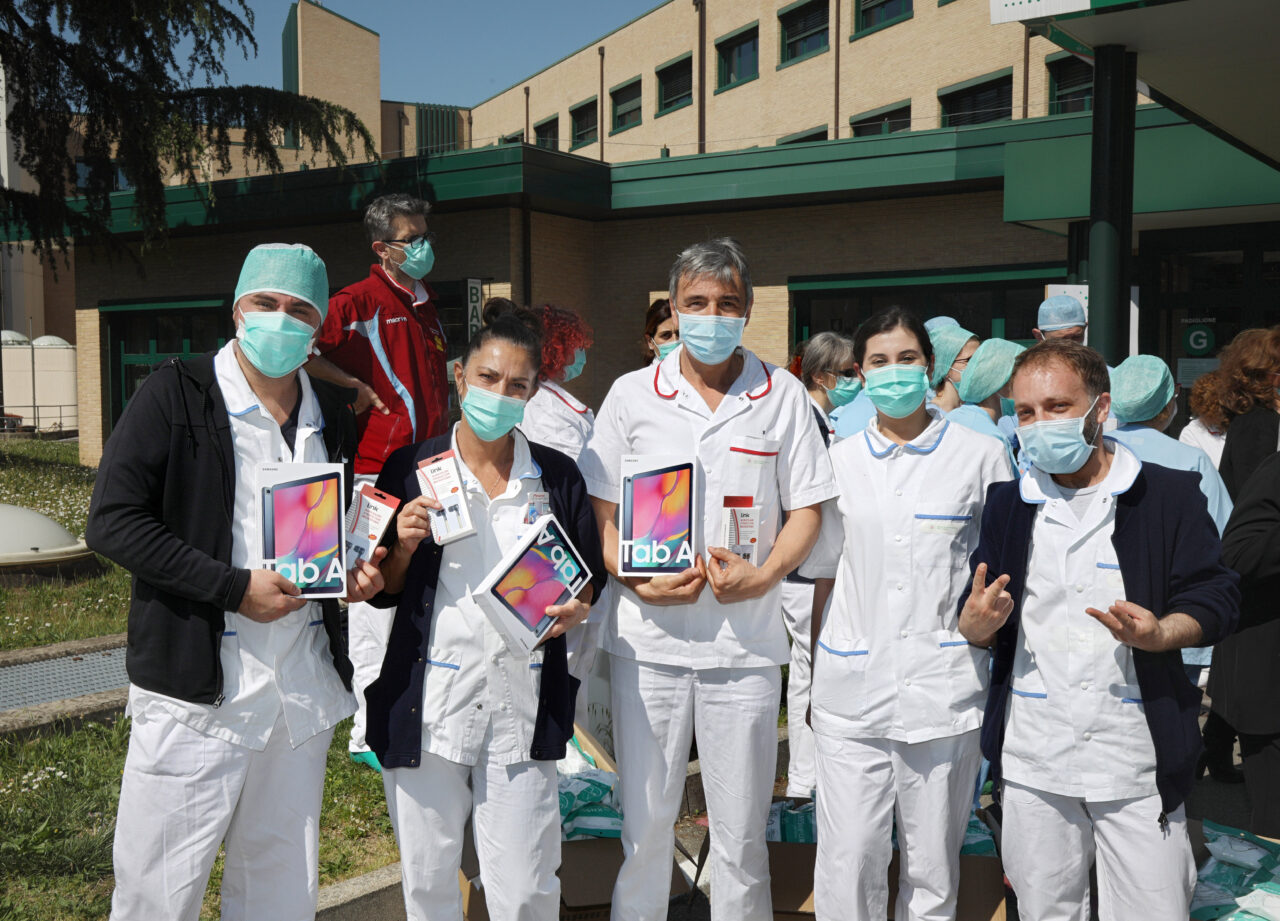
503;38;1092;151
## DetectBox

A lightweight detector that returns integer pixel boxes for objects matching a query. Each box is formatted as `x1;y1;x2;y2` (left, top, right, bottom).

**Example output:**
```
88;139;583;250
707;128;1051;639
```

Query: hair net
1110;355;1176;423
928;325;977;390
234;243;329;321
1037;294;1087;332
956;338;1026;404
924;315;960;334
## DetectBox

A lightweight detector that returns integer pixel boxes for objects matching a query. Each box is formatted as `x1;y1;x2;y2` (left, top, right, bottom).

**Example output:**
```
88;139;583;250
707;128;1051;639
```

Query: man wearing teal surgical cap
928;324;979;413
949;338;1024;465
1034;294;1088;344
85;243;388;921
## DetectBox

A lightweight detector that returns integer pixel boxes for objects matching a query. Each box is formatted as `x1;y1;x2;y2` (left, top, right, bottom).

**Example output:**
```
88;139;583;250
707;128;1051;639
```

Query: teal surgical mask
562;348;586;382
653;338;680;360
390;237;435;280
825;375;862;408
678;313;745;366
460;383;526;442
236;310;316;379
864;364;929;419
1000;397;1017;418
1017;397;1100;475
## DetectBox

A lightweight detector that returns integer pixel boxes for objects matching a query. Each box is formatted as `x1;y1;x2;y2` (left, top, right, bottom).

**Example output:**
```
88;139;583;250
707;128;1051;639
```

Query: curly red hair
1211;327;1280;423
535;303;594;381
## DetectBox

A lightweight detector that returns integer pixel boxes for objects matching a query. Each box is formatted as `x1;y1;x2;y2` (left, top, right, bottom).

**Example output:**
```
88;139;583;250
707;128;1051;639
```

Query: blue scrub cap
234;243;329;321
1037;294;1087;332
1110;355;1176;424
956;338;1026;404
928;324;977;390
924;316;960;334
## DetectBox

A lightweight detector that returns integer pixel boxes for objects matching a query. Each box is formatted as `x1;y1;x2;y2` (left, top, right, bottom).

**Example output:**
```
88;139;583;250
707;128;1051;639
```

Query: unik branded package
415;449;476;544
469;514;593;655
257;462;347;598
720;495;760;565
618;455;697;576
344;484;400;566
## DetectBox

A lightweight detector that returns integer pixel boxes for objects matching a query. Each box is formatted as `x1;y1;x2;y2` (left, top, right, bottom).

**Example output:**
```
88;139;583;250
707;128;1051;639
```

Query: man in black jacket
87;243;385;921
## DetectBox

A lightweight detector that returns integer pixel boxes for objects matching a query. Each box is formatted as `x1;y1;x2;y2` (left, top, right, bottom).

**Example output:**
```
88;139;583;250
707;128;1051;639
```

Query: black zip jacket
86;352;358;704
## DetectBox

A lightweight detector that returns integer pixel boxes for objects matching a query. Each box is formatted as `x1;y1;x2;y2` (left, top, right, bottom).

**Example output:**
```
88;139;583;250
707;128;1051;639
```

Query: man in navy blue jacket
959;339;1238;921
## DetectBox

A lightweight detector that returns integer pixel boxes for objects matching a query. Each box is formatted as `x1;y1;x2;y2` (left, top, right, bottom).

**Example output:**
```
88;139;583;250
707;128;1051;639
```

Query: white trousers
347;599;396;752
110;709;332;921
609;654;781;921
780;580;816;796
383;750;561;921
813;730;982;921
1001;782;1196;921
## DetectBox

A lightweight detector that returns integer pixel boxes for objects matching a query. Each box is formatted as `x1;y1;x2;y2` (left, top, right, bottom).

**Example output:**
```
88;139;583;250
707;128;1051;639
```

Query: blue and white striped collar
863;404;950;459
214;341;323;433
1018;436;1141;505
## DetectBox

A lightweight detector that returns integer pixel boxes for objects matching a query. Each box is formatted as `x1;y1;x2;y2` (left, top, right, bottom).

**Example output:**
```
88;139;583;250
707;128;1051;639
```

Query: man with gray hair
580;238;838;921
306;192;450;769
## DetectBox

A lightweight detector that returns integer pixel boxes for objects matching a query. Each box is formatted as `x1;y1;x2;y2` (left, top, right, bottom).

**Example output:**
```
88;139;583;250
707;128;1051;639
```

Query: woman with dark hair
640;297;678;366
363;298;606;921
520;301;596;462
1216;327;1280;499
801;306;1014;921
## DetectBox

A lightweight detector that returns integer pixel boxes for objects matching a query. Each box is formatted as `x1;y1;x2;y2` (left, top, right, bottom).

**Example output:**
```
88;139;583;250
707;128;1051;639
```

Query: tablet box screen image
259;462;346;598
619;455;696;576
473;514;593;656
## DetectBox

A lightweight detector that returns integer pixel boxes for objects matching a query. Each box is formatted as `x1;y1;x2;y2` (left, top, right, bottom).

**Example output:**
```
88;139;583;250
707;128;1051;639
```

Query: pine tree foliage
0;0;377;257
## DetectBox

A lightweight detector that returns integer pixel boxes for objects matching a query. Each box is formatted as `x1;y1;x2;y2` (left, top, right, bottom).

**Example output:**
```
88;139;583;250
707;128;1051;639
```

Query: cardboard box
767;839;1007;921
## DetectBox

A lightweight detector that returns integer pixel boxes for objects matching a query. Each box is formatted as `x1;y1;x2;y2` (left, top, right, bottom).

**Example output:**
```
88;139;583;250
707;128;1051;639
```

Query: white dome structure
31;335;72;348
1;329;30;344
0;504;96;577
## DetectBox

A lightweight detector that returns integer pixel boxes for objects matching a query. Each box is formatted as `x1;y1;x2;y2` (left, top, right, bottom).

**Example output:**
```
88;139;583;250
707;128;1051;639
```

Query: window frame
715;22;761;94
849;101;912;137
569;97;599;151
852;0;913;38
655;53;694;117
500;131;524;146
610;77;643;136
937;70;1013;128
778;0;829;68
533;115;559;151
1047;53;1094;117
777;125;829;145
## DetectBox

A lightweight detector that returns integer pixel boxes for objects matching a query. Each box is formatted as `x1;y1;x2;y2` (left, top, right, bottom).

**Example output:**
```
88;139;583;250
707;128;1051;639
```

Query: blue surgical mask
1000;397;1017;418
654;338;681;360
825;376;862;408
236;310;316;379
864;364;929;419
562;348;586;382
677;313;745;365
1017;397;1100;475
460;383;526;442
391;237;435;280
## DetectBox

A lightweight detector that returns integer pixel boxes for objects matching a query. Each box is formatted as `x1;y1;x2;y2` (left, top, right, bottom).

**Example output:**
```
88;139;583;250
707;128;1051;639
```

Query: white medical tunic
1178;417;1225;470
579;348;838;669
802;408;1014;742
519;379;595;462
1001;441;1160;802
128;341;355;750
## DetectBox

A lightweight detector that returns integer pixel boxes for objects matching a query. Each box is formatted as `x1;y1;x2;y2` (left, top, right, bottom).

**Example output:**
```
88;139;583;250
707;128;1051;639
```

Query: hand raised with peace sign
959;562;1014;648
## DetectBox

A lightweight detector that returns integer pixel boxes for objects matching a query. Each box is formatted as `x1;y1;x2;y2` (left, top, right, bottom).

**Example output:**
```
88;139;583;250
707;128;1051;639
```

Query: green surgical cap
957;338;1026;404
1111;355;1175;423
234;243;329;321
924;316;959;334
1038;294;1087;332
928;325;977;390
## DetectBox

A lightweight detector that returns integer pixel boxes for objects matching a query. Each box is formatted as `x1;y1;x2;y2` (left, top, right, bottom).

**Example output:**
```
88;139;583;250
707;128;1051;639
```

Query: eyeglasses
383;232;436;248
951;357;971;369
826;368;859;379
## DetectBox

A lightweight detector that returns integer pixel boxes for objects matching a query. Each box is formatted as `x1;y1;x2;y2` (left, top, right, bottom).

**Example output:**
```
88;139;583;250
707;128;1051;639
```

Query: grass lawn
0;717;397;920
0;438;130;650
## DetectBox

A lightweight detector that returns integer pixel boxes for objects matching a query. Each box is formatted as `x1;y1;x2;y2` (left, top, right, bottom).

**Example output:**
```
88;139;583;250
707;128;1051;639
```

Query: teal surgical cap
1111;355;1176;423
1037;294;1087;332
924;316;960;334
928;324;977;390
234;243;329;321
957;338;1026;404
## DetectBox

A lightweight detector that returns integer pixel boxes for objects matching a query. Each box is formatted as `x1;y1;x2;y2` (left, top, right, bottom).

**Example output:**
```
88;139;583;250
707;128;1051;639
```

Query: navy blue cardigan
364;433;607;769
966;463;1240;815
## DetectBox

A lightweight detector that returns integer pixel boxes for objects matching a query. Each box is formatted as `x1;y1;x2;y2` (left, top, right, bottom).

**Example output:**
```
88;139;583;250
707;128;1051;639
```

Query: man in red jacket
306;193;450;768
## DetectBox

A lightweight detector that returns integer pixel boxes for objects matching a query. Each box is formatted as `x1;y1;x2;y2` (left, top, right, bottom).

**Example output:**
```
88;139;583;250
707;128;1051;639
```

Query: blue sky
225;0;667;107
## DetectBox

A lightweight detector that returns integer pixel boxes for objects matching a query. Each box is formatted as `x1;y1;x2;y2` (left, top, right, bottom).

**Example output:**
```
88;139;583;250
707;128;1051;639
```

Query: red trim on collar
547;385;590;414
653;354;773;401
653;361;678;399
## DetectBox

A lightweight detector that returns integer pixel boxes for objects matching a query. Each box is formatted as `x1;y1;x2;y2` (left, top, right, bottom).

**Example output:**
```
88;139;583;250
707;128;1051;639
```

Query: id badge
525;492;551;524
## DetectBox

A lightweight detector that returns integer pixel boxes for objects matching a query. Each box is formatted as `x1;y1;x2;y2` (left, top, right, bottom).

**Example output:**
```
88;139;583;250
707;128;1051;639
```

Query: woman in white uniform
803;307;1014;921
519;301;596;462
779;332;854;796
1178;368;1227;469
364;301;606;921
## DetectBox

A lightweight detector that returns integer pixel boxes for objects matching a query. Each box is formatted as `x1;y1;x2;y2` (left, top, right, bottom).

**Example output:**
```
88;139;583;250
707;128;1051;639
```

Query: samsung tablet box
344;483;400;567
416;449;476;544
618;455;697;577
471;514;593;656
257;463;346;598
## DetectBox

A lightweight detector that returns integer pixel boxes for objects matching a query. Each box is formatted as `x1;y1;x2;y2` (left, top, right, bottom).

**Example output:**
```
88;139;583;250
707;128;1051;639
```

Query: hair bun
482;297;542;336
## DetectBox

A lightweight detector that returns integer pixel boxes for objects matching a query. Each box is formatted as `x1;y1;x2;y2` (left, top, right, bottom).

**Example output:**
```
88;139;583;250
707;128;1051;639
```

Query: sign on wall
465;278;484;340
990;0;1138;25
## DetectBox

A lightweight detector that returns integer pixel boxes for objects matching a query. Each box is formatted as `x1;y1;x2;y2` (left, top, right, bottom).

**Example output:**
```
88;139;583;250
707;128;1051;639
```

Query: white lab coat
520;379;595;462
